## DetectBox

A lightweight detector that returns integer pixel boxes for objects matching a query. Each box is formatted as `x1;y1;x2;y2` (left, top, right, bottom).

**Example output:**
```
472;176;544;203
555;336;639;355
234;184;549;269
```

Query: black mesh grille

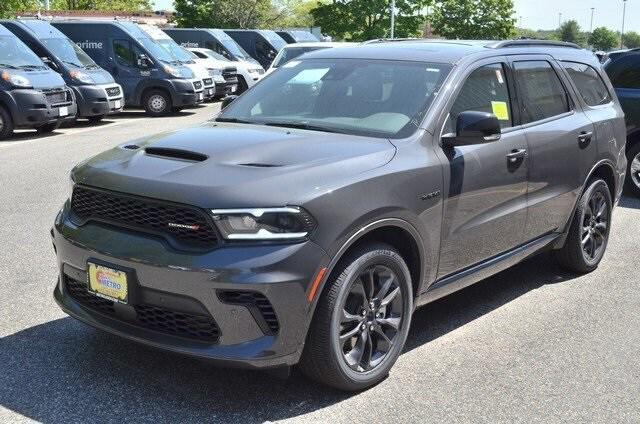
106;86;121;97
218;290;279;334
70;186;219;250
64;276;220;342
43;89;71;105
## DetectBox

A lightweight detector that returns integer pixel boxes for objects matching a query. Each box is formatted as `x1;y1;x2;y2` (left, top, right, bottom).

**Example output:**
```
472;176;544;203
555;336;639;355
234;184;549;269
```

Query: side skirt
416;233;559;308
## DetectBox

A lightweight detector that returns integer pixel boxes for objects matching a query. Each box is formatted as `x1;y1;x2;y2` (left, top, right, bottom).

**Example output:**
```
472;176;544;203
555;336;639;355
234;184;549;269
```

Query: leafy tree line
0;0;152;18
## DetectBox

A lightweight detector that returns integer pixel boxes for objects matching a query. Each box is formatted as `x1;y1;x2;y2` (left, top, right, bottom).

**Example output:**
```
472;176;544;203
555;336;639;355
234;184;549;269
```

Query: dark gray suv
52;40;626;391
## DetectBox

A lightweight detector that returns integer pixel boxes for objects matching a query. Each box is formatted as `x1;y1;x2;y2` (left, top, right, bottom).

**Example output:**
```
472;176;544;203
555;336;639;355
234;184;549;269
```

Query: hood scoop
144;147;208;162
238;162;283;168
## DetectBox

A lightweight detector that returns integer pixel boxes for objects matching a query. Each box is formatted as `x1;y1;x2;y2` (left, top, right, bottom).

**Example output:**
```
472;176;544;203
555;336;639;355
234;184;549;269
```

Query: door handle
578;131;593;144
506;148;527;163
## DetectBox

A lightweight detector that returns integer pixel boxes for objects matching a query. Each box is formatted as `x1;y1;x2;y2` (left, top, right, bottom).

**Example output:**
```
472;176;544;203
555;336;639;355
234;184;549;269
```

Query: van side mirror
137;54;152;68
221;95;238;110
443;111;501;147
41;56;59;71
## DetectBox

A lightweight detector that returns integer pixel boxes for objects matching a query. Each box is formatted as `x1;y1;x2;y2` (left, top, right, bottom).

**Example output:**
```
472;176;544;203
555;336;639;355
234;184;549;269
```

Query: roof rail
487;40;581;49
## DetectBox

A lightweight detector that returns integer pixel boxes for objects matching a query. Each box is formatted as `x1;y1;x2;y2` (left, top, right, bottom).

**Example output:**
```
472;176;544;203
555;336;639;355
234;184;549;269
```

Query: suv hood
73;122;396;208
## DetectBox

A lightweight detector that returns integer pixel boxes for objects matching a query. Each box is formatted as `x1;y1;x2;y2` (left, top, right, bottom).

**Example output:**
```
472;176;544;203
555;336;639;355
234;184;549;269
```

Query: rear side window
514;61;570;124
448;63;513;130
561;61;611;106
605;54;640;89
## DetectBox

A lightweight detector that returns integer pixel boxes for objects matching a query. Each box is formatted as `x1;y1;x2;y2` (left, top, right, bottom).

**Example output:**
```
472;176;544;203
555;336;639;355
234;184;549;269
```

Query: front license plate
58;106;68;117
87;262;128;304
114;100;121;109
198;93;204;101
230;85;237;93
207;89;214;96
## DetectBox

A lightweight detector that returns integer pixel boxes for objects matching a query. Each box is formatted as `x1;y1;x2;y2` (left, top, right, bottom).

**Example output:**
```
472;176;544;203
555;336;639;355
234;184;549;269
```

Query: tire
625;142;640;197
87;115;104;124
143;89;171;117
299;242;413;391
0;106;14;140
171;107;184;113
36;122;60;134
555;179;612;273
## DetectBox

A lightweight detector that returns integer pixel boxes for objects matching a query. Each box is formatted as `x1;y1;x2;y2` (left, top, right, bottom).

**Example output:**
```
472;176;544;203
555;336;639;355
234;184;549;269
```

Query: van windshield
211;30;252;61
155;39;194;63
260;31;286;51
0;35;46;69
217;58;451;139
137;37;178;64
272;46;329;68
41;38;97;68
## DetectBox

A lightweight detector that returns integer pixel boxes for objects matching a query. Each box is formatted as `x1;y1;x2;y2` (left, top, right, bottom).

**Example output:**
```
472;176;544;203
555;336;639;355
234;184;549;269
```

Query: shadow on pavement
0;254;578;423
618;193;640;209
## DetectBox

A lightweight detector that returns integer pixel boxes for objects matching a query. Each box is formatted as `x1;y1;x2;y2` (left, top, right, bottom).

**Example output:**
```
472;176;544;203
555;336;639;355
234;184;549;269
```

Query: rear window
561;61;611;106
513;61;570;124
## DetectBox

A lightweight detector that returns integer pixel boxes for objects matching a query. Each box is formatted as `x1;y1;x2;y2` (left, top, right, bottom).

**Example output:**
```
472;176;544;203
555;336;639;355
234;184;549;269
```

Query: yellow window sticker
491;101;509;121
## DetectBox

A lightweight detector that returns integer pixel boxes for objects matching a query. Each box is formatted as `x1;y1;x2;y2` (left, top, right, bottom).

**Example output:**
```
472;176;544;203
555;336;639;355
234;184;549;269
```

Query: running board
418;233;559;307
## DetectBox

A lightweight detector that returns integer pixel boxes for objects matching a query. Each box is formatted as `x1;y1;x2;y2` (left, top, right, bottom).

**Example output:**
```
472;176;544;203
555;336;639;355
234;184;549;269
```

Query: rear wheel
143;89;171;117
555;179;612;273
36;122;60;134
625;143;640;197
299;243;413;391
0;106;14;140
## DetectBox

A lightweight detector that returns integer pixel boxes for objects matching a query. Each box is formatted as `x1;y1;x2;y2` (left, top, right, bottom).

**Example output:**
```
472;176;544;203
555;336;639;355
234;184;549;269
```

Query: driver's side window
445;63;513;134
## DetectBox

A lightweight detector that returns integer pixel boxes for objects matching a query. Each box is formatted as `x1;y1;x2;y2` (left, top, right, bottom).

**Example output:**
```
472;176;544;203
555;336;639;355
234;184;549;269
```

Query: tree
623;31;640;49
0;0;40;18
589;27;619;51
174;0;274;29
269;0;324;28
50;0;152;10
310;0;431;42
558;20;586;46
430;0;516;40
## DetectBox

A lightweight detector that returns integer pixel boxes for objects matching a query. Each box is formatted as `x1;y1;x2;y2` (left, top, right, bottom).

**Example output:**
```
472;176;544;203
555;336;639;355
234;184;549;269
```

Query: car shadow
0;254;578;423
618;193;640;209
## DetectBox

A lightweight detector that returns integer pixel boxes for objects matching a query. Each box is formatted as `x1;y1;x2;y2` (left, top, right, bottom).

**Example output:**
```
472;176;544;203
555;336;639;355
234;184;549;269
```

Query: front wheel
36;122;60;134
87;115;104;124
299;243;413;391
555;179;612;273
143;89;172;117
0;106;14;140
625;143;640;197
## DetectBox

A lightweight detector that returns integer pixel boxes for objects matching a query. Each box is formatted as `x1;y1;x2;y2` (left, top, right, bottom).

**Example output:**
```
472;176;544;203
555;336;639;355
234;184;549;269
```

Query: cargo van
224;30;287;69
136;24;216;101
52;20;204;116
0;24;76;139
276;30;320;44
187;47;263;94
2;19;123;123
163;28;261;68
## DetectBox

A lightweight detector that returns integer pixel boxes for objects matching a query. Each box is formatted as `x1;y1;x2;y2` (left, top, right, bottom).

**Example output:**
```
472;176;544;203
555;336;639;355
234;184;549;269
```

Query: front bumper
9;88;77;128
215;80;238;97
72;84;124;118
168;79;204;107
51;208;329;369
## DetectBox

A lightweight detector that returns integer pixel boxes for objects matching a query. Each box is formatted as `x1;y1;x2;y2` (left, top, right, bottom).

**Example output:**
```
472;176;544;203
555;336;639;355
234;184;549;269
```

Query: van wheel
87;115;104;124
555;179;612;273
143;89;171;117
625;143;640;197
36;122;60;134
0;106;14;140
299;243;413;391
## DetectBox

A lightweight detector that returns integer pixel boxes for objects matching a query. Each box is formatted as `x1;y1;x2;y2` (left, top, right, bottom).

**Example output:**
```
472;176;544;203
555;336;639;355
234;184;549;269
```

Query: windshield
200;48;229;61
212;30;253;60
272;46;329;68
218;59;451;138
155;38;194;63
0;35;46;69
136;37;178;63
260;31;287;51
41;37;97;68
292;31;319;42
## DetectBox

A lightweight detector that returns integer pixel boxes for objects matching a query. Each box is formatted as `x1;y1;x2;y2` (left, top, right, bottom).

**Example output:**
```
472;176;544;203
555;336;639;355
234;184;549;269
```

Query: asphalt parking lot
1;102;639;423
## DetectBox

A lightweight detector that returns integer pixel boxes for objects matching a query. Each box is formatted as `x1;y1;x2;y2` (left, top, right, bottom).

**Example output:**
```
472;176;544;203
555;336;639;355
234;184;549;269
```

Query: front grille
222;67;237;83
106;86;121;97
43;89;70;105
203;78;213;86
218;290;279;334
193;80;203;90
65;276;220;342
70;186;219;250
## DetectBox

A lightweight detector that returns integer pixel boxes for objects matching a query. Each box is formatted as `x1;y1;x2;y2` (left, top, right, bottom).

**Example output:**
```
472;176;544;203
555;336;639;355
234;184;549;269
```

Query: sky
152;0;640;33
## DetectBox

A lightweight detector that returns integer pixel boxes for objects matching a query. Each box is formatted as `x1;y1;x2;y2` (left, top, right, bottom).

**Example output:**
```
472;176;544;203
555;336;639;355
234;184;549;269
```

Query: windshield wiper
215;117;254;124
0;63;18;69
61;60;83;68
18;64;46;70
262;121;344;134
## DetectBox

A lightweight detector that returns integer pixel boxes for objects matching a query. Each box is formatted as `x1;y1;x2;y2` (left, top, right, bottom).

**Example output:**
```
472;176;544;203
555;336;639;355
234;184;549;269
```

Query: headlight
247;68;262;74
163;65;193;79
211;207;315;240
1;71;32;88
208;68;222;76
69;70;94;84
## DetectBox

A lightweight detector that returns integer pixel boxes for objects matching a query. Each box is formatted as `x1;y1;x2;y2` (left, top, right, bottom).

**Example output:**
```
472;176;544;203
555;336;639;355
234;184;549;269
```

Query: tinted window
605;54;640;89
113;39;135;67
514;61;570;123
562;61;611;106
272;46;329;68
448;63;513;131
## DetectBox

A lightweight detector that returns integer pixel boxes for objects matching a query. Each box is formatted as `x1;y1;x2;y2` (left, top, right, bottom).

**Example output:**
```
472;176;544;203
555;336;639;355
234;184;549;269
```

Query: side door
605;53;640;139
111;39;143;105
436;59;530;278
509;57;597;240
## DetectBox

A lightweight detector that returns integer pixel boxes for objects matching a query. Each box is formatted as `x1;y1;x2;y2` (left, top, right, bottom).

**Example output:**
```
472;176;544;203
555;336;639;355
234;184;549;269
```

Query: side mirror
41;56;59;71
221;95;238;110
137;54;152;68
443;111;501;147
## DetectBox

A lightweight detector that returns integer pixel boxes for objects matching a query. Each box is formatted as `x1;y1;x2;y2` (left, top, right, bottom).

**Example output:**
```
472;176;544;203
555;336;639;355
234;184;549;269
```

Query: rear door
509;56;597;240
436;58;530;278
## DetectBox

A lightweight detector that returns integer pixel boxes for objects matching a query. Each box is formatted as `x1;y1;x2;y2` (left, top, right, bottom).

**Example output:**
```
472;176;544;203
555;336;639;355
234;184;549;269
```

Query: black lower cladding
64;276;220;342
218;290;279;335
